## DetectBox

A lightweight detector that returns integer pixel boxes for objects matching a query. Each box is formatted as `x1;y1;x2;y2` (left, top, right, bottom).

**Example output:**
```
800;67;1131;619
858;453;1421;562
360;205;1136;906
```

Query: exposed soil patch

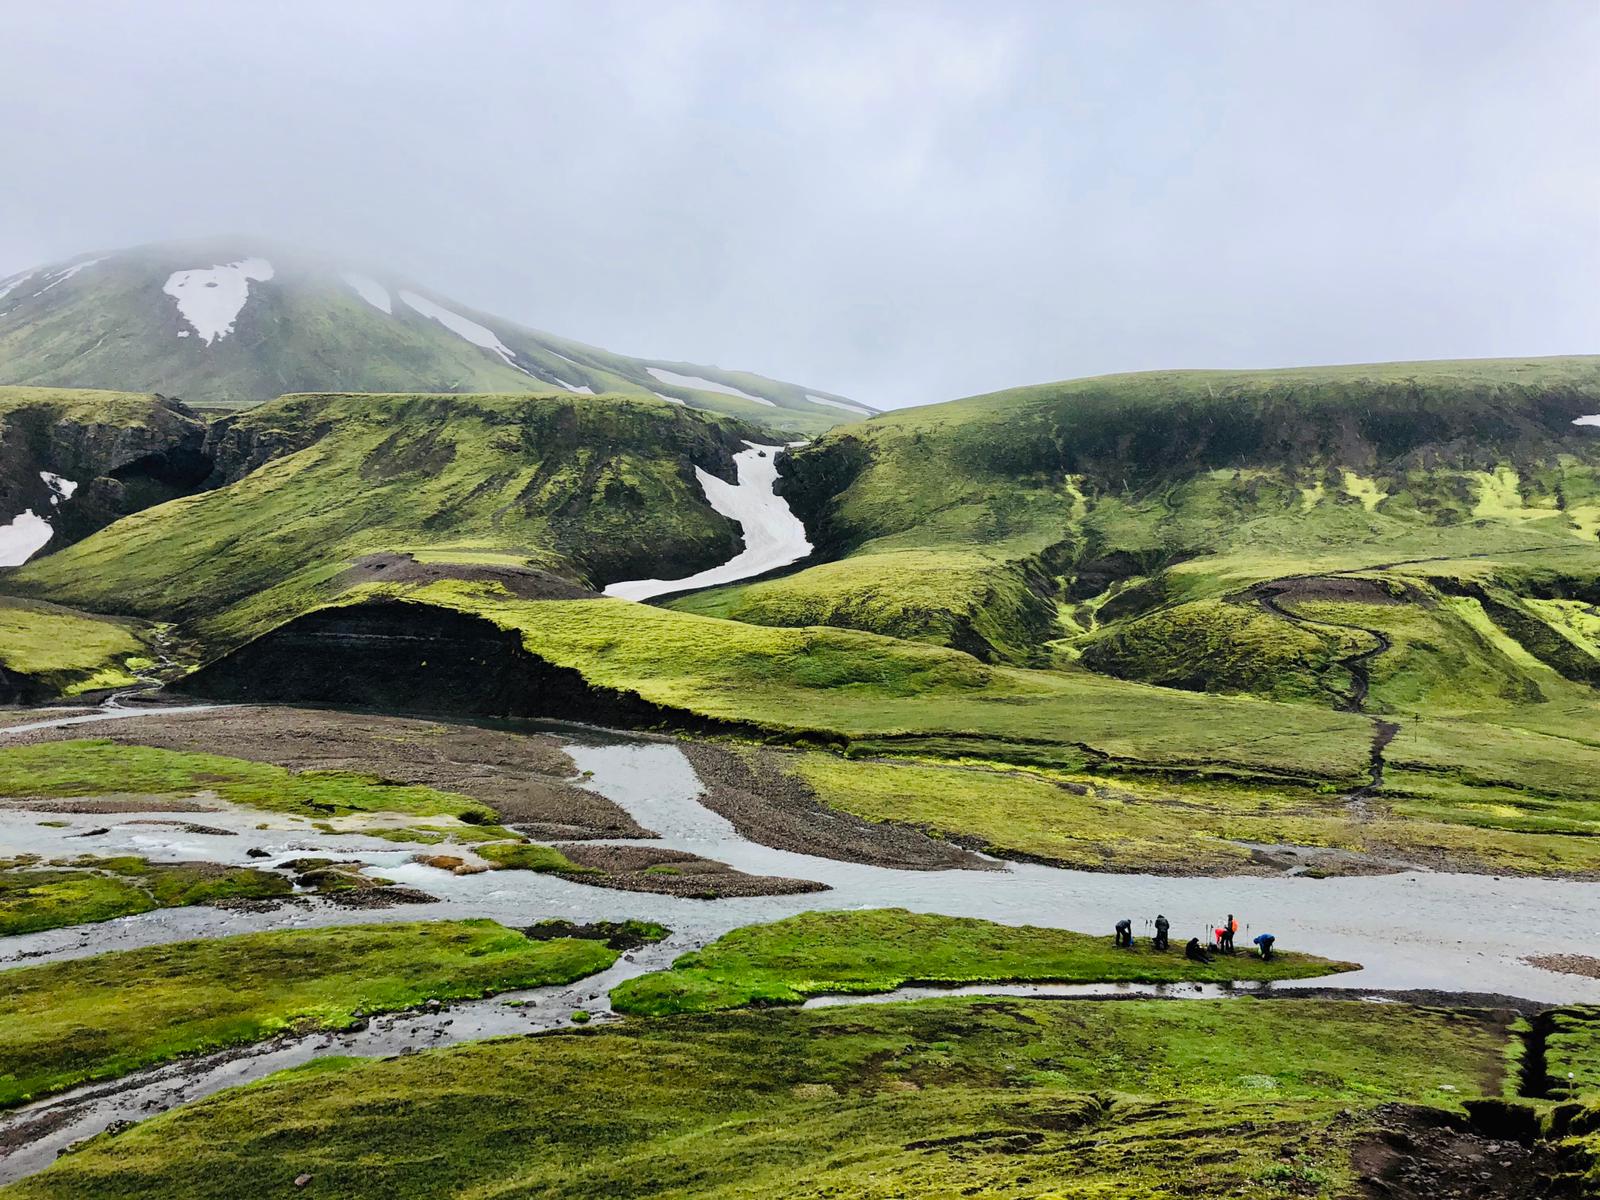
683;743;993;871
1352;1103;1576;1199
321;886;439;909
522;919;668;951
10;705;647;839
550;843;826;899
335;551;599;602
1524;954;1600;981
122;819;236;836
1246;576;1414;606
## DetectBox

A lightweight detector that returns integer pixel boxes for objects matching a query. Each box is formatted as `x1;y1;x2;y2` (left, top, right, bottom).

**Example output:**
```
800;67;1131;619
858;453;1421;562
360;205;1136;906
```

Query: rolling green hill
7;357;1600;878
678;357;1600;703
0;240;871;433
7;390;766;644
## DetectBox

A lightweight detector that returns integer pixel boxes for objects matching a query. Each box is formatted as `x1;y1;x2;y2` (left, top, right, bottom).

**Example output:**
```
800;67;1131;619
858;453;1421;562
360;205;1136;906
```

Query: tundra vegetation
4;363;1598;877
608;909;1356;1016
0;920;618;1106
0;855;289;936
1;359;1598;1196
0;996;1556;1200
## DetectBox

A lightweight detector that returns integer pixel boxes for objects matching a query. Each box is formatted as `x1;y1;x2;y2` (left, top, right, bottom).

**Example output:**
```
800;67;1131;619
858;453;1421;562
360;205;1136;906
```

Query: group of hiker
1114;913;1276;961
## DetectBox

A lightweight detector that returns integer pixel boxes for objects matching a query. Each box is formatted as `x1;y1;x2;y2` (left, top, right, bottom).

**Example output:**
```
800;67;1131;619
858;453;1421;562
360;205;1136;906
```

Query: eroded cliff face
0;394;212;552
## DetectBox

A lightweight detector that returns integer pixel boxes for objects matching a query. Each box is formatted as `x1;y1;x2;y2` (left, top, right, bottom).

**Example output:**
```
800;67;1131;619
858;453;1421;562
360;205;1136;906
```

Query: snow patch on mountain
40;472;77;506
31;257;107;298
0;270;35;302
399;290;531;376
1575;415;1600;428
557;380;595;395
652;392;686;406
605;442;812;601
164;258;275;344
806;394;871;416
646;367;776;407
342;272;392;314
0;511;53;566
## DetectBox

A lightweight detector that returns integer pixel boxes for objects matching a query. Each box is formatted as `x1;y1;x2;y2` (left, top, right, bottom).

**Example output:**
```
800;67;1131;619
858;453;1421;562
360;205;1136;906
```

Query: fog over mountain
2;1;1596;408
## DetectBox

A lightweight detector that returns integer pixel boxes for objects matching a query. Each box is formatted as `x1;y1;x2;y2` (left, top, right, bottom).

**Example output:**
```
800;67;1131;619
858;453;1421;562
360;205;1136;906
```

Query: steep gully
1252;580;1399;818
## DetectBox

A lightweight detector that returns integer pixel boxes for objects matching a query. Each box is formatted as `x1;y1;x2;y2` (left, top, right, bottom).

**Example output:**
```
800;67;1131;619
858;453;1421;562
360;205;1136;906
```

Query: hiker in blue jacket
1253;932;1276;961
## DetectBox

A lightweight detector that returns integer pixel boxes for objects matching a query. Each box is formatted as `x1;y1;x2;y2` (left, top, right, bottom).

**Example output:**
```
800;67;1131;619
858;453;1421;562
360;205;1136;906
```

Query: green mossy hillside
351;584;1377;784
0;856;290;937
609;909;1356;1015
739;358;1600;692
0;597;154;698
10;391;764;644
1;997;1512;1199
0;920;617;1107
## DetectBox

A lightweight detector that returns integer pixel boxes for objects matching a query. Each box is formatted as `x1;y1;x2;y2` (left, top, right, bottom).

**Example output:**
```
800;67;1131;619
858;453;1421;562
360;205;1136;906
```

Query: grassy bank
1;997;1511;1199
0;739;496;823
609;909;1356;1016
780;746;1600;877
0;856;289;937
0;920;616;1106
0;598;153;697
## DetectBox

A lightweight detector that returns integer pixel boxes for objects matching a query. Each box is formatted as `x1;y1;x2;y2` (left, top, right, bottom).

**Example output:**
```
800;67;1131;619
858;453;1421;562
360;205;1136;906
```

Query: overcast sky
2;2;1596;409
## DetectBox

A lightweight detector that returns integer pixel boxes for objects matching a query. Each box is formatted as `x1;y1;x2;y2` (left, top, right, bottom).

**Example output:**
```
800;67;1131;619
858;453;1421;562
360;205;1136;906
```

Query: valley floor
0;698;1597;1197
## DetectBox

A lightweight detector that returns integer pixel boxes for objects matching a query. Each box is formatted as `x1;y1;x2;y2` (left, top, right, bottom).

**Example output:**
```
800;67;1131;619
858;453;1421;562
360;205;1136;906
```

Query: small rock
424;998;442;1012
294;1173;313;1188
246;847;270;859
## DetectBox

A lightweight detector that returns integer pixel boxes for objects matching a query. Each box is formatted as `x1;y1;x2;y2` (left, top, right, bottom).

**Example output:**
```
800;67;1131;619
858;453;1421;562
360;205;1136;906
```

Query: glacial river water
2;708;1598;1183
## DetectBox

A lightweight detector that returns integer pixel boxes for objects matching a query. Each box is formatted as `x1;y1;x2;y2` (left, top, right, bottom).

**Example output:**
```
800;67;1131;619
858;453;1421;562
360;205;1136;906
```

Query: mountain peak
0;240;873;430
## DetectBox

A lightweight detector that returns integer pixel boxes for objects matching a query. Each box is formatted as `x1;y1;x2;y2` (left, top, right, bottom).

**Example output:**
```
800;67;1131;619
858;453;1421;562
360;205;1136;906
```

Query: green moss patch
0;740;494;822
610;909;1356;1016
0;920;616;1107
2;997;1512;1200
0;856;290;938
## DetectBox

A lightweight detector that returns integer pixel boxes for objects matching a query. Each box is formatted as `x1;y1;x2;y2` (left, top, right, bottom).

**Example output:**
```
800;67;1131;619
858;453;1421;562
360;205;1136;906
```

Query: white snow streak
0;512;54;566
0;271;34;302
1575;415;1600;428
31;257;106;297
645;367;776;407
805;394;872;416
651;392;686;406
342;272;392;314
605;442;812;601
556;380;595;395
163;258;275;344
399;290;531;376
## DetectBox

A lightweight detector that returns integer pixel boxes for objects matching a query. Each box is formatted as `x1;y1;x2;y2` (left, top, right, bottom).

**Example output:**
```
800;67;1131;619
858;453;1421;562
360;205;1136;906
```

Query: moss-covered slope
8;391;767;644
701;357;1600;697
